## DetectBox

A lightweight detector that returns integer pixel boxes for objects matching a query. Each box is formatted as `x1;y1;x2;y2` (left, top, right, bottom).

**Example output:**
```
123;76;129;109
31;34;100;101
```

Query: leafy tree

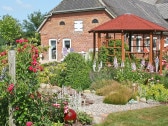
0;15;22;45
22;11;46;44
60;53;92;90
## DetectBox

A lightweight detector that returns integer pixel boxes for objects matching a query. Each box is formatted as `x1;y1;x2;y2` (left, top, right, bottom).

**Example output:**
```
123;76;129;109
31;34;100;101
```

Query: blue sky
0;0;62;22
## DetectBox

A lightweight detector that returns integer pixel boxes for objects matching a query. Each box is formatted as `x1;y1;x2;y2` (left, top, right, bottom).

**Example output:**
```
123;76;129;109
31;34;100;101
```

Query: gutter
51;7;106;14
37;13;52;32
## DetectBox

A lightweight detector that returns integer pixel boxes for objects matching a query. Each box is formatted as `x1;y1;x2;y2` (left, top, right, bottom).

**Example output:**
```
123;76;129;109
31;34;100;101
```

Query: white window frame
49;39;57;61
74;20;83;31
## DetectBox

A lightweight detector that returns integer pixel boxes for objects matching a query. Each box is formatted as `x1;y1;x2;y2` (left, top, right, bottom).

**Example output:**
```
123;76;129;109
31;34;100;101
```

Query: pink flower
7;84;14;93
63;101;68;105
16;39;28;44
64;105;69;114
26;121;33;126
52;103;61;108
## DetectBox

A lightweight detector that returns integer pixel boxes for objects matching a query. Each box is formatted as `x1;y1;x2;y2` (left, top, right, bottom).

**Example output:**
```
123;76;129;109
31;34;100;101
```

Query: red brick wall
40;10;112;61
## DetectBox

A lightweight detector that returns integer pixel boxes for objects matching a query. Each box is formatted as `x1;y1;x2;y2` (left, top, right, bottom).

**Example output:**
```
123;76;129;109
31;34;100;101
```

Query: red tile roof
89;13;167;32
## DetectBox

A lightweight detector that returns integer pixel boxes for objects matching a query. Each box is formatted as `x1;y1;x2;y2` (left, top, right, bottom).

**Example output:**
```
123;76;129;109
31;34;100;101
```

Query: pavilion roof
89;13;168;33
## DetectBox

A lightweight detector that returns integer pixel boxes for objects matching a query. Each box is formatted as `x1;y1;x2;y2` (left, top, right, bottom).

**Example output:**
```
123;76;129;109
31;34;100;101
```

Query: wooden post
93;32;96;60
121;32;125;62
8;50;16;126
129;33;132;52
159;32;164;74
106;33;108;47
98;33;101;49
149;32;153;64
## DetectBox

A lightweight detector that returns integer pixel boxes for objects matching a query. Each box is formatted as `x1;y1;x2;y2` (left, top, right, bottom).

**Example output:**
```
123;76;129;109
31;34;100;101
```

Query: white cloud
16;0;32;9
2;6;13;11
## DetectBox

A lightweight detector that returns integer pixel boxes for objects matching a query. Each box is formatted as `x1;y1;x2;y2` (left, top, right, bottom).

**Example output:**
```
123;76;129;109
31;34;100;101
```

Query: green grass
94;105;168;126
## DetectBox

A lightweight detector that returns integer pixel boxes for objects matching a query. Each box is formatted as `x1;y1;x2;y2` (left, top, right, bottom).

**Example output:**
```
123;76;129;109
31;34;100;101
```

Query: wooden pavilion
89;13;168;74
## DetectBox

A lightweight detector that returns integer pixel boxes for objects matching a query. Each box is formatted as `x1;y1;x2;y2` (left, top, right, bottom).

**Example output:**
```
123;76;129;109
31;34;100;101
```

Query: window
165;37;168;47
153;37;157;50
60;21;65;25
145;37;157;50
136;37;141;52
145;37;150;50
74;21;83;31
165;38;168;44
130;36;134;52
62;39;71;57
49;39;57;61
92;19;99;23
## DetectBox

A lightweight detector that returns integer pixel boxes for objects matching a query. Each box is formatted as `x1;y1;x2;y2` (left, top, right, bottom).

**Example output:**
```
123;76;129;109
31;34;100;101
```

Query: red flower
16;39;20;43
26;121;33;126
33;68;37;73
28;66;33;71
36;91;41;98
7;84;14;93
15;106;19;110
35;49;38;54
23;44;28;48
29;94;35;99
0;51;7;56
31;60;37;66
1;59;7;64
17;48;22;53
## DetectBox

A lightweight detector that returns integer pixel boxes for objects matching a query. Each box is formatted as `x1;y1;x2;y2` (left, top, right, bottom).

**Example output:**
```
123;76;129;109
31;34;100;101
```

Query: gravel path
78;93;161;124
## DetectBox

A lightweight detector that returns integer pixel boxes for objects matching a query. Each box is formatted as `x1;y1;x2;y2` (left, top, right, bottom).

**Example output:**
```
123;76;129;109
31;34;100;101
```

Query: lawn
94;105;168;126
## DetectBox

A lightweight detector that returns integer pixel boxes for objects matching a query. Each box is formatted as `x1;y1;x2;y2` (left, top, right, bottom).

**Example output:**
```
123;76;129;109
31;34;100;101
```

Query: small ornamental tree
61;53;91;90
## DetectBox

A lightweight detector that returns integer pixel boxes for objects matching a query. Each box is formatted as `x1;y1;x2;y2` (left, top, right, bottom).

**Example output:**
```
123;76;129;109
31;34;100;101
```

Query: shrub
96;81;121;96
61;53;91;90
90;79;115;91
103;86;132;105
140;84;168;102
77;111;93;125
38;62;66;86
90;67;118;83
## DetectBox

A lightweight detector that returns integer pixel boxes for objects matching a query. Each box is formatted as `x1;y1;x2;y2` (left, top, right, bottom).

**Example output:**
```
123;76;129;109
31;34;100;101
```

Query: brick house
37;0;168;62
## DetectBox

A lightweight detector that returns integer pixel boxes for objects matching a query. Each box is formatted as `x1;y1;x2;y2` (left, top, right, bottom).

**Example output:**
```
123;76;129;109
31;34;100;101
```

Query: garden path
79;92;161;124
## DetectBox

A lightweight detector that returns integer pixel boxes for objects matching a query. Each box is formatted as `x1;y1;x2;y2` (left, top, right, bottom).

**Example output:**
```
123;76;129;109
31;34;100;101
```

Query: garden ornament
113;56;118;68
64;109;77;122
147;63;154;73
121;61;125;68
131;62;136;71
93;60;102;72
154;56;159;72
140;59;145;69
